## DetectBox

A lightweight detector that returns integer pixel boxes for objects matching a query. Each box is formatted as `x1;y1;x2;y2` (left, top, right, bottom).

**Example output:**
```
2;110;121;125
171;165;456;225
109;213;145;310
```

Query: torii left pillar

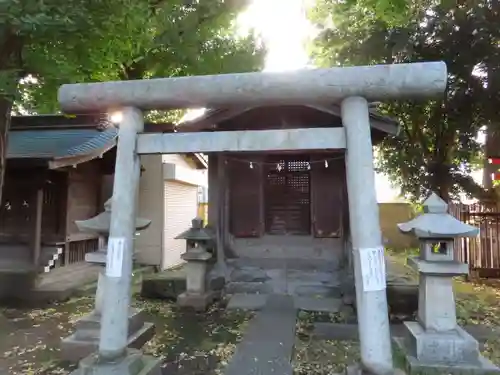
68;107;161;375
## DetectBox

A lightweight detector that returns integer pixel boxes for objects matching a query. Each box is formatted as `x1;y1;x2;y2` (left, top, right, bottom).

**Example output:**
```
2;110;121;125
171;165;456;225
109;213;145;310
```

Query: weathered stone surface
177;290;219;312
343;364;406;375
73;309;146;339
230;267;270;283
62;322;155;363
59;62;447;113
403;322;479;364
293;285;342;298
76;197;151;235
224;295;297;375
394;193;497;374
141;277;186;300
70;348;161;375
209;275;225;291
294;296;342;313
225;281;273;295
397;193;478;239
393;321;500;374
184;260;209;294
394;336;500;375
141;273;223;300
226;293;269;311
416;275;458;331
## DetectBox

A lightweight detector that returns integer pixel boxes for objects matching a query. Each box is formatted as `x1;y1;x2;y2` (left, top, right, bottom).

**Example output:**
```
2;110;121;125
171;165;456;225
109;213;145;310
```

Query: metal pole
98;107;144;360
342;96;393;374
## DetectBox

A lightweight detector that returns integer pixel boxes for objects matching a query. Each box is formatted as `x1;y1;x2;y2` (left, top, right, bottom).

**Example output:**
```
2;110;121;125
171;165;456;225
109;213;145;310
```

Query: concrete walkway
224;294;297;375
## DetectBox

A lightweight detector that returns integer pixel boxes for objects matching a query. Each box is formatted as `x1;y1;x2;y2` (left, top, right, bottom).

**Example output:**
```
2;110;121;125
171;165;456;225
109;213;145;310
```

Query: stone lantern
60;198;155;362
175;217;218;311
394;193;500;374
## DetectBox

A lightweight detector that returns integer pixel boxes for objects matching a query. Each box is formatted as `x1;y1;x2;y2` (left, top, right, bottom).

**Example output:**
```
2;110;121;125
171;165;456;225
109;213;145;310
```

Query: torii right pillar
342;96;395;375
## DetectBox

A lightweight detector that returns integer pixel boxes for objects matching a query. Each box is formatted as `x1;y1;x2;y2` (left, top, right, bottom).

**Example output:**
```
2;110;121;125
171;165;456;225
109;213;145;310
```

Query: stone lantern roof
75;198;152;235
175;217;213;241
398;193;478;239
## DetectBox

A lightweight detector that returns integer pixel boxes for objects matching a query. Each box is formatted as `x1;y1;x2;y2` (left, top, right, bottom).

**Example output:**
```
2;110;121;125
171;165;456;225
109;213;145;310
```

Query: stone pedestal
344;364;406;375
61;251;155;362
176;249;219;311
394;258;500;374
395;193;500;375
62;307;155;362
69;348;161;375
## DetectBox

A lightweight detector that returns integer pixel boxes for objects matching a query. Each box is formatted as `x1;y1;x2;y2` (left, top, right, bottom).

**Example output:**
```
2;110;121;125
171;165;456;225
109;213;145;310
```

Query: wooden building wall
0;168;66;244
227;153;346;239
65;162;102;240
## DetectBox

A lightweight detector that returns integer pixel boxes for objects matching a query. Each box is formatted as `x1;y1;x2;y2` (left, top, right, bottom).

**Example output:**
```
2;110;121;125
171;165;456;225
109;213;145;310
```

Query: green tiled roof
7;127;118;160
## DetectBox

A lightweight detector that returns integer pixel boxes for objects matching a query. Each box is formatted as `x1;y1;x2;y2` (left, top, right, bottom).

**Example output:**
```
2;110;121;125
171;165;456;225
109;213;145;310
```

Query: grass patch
294;311;358;374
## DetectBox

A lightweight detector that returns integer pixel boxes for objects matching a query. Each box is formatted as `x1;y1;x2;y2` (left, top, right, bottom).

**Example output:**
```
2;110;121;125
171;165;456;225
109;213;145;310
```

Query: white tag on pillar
106;237;126;278
359;247;386;292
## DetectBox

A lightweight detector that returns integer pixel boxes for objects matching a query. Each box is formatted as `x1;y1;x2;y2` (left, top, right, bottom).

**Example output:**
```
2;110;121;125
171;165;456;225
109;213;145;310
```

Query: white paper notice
106;237;126;278
359;247;386;292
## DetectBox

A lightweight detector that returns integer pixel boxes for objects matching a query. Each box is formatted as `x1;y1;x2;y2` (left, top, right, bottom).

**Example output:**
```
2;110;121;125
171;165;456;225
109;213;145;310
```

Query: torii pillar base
344;364;406;375
69;349;161;375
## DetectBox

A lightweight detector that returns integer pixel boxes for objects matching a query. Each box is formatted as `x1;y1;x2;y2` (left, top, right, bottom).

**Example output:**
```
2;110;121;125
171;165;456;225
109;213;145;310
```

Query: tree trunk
483;125;493;189
0;31;24;204
428;156;452;202
0;96;13;204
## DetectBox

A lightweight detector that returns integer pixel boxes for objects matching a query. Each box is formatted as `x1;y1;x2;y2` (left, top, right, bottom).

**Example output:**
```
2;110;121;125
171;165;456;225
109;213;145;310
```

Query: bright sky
186;0;484;202
238;0;403;202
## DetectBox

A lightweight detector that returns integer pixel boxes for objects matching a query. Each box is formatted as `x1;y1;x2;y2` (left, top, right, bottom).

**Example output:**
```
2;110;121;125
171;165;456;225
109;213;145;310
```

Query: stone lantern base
69;348;161;375
176;250;220;311
394;323;500;374
61;308;155;362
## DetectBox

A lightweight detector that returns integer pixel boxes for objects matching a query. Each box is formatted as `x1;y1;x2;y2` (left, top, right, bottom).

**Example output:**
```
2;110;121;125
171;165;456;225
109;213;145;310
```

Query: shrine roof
8;114;206;169
8;127;118;160
176;104;399;135
8;115;118;168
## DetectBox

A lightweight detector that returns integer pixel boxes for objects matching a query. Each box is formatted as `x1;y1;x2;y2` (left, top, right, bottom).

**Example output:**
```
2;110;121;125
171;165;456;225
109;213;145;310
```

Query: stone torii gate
58;62;447;375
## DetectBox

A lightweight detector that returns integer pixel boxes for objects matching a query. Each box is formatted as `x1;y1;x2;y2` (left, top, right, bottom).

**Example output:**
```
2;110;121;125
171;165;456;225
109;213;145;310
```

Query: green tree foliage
0;0;265;200
309;0;500;202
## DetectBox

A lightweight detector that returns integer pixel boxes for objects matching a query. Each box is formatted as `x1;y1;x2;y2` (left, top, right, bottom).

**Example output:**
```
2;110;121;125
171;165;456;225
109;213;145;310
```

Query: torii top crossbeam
58;62;447;113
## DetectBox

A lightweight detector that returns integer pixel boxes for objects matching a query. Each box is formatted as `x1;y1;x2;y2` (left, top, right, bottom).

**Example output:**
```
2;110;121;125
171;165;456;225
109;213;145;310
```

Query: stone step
288;284;342;298
61;322;155;363
226;293;269;311
294;296;342;313
226;293;342;313
225;281;273;294
74;309;146;340
225;280;343;299
227;257;340;272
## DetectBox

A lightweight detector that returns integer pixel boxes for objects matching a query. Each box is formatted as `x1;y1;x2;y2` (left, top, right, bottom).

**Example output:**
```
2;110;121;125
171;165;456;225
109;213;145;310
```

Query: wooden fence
449;202;500;278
